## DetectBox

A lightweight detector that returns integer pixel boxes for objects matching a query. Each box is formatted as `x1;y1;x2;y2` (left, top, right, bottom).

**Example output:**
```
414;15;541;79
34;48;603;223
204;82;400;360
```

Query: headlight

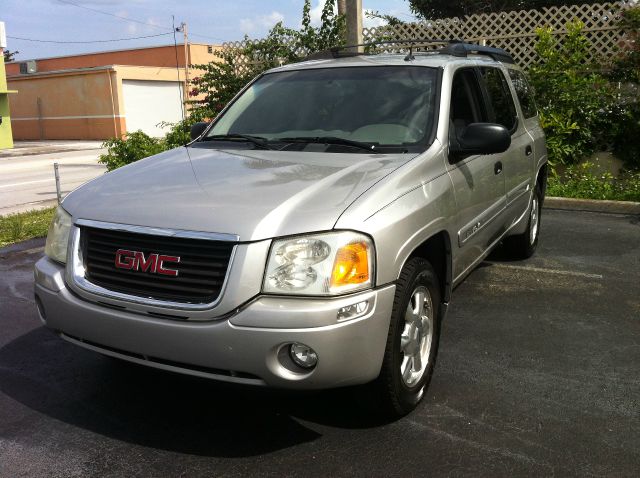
263;231;374;296
44;206;72;264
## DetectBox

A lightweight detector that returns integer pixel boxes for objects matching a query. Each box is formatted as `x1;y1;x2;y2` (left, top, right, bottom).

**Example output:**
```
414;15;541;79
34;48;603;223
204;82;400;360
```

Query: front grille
81;226;235;304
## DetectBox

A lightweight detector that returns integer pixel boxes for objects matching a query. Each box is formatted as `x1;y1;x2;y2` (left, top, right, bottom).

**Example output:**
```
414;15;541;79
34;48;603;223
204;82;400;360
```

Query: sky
1;0;417;61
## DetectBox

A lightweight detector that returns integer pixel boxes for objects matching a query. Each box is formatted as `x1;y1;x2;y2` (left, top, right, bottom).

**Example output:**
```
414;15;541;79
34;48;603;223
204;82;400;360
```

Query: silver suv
34;42;547;416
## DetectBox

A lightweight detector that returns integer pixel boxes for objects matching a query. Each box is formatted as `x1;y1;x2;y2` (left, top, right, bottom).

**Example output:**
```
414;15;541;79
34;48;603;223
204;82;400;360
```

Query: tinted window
508;69;537;118
450;68;485;126
479;67;518;131
208;66;438;147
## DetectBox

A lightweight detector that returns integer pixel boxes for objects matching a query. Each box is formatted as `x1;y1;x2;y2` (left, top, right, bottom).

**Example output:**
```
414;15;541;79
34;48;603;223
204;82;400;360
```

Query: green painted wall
0;57;16;149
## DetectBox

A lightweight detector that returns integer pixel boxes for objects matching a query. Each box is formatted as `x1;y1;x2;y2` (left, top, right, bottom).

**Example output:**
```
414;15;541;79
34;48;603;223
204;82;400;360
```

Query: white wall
122;80;184;137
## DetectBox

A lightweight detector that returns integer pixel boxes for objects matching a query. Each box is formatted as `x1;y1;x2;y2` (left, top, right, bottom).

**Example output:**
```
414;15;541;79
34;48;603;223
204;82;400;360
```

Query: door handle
494;161;503;175
525;145;533;156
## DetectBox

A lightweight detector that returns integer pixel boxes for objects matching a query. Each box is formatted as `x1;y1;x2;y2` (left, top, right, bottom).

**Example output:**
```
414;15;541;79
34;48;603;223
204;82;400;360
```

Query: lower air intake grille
81;226;235;304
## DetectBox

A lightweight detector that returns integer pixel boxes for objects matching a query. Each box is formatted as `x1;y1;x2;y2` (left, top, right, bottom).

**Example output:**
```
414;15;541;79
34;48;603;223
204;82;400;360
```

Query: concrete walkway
0;141;107;215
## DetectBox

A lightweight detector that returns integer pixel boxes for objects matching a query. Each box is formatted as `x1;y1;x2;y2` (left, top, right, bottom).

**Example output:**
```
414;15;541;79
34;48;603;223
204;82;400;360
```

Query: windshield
205;66;439;151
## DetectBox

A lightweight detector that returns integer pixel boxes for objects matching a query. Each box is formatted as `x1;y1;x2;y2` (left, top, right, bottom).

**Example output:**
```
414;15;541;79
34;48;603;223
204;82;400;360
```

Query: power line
56;0;224;45
8;32;173;44
190;33;226;43
56;0;172;32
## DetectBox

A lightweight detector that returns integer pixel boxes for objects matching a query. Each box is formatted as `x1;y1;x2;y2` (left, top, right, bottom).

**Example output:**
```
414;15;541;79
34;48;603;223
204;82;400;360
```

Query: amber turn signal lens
331;242;369;287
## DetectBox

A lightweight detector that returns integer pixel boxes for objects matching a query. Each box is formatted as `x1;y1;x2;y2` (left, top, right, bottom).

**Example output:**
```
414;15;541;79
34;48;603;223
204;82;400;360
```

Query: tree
100;0;345;170
528;21;618;165
3;50;19;62
189;0;344;118
408;1;604;19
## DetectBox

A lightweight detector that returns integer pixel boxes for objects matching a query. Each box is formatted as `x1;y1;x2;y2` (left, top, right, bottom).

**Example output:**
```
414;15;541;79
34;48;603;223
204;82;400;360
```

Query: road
0;142;106;215
0;209;639;477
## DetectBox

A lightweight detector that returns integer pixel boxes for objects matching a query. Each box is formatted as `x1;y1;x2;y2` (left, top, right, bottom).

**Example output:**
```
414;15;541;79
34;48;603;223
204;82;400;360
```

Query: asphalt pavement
0;209;638;477
0;141;106;215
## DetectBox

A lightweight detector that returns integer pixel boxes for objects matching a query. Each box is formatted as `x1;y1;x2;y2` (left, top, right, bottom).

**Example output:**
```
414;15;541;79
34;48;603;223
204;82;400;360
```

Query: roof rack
304;39;514;64
439;42;514;63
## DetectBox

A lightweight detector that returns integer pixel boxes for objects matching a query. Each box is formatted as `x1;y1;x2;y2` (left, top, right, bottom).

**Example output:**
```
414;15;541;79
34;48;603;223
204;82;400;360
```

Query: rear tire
503;185;542;260
375;257;441;418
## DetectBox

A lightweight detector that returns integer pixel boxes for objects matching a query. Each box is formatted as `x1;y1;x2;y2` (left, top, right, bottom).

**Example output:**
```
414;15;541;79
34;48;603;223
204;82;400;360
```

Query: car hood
63;146;418;241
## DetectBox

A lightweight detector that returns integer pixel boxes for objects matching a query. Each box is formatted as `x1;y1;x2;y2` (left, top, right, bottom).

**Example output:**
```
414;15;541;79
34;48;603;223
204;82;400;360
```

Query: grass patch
548;163;640;202
0;207;56;248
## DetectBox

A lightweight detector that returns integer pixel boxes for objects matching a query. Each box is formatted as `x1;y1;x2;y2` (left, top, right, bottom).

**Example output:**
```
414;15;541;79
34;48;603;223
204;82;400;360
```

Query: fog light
289;343;318;369
337;300;369;321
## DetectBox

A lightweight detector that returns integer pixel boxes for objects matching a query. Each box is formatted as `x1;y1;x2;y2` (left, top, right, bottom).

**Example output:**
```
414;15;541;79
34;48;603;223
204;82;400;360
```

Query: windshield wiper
275;136;380;153
203;134;275;150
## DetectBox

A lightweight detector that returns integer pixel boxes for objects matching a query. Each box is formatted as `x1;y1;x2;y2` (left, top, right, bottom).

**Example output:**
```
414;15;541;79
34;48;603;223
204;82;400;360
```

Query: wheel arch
399;231;452;304
536;162;548;204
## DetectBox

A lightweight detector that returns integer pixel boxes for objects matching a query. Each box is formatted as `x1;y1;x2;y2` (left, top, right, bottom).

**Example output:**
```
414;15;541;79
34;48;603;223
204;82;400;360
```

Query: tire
503;185;542;260
375;257;441;417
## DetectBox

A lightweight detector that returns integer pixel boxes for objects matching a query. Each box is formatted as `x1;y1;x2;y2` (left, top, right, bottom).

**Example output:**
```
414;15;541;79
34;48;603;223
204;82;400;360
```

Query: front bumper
34;257;395;389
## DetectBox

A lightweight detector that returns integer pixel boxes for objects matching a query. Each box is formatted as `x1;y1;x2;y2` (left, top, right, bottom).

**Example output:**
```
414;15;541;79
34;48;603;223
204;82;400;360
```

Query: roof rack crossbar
303;38;514;64
439;42;514;63
304;38;461;61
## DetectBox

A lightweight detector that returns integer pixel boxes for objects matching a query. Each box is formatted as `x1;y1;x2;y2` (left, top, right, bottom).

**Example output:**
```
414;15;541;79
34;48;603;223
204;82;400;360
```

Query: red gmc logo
114;249;180;276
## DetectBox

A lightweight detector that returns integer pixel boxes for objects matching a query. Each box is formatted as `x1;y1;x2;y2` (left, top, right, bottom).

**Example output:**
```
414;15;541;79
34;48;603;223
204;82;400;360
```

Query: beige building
6;44;221;140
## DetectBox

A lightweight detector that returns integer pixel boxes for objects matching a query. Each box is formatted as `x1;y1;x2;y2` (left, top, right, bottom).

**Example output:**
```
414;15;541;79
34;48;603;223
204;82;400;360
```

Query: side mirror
450;123;511;157
190;122;209;141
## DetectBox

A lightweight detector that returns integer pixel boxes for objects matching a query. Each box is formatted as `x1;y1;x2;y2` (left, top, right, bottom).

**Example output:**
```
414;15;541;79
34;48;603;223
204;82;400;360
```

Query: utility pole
177;22;190;111
337;0;347;17
345;0;363;53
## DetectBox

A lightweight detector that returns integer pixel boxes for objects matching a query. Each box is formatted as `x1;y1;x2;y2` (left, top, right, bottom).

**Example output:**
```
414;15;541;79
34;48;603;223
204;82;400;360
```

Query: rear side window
508;69;538;119
479;67;518;132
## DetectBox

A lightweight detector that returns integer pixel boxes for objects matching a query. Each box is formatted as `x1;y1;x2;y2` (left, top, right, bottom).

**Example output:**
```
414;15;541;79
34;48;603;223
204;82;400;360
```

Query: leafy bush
609;6;640;169
99;131;166;171
610;5;640;85
529;11;640;170
529;21;618;165
547;162;640;201
611;102;640;170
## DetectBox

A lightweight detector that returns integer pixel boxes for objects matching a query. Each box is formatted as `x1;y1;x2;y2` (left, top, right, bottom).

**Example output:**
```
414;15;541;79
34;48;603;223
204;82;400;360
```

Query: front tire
375;257;441;417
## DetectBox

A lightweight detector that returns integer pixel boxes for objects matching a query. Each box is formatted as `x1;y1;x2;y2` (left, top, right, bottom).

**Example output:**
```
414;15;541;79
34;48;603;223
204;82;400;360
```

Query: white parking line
0;178;53;189
486;262;603;279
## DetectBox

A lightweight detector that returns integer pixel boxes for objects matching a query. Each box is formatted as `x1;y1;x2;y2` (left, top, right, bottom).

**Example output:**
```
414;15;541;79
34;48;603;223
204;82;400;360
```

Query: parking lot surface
0;209;638;477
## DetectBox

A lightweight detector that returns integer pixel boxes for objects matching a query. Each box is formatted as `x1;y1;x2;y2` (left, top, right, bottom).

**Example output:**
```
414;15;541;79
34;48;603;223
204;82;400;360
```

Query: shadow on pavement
0;326;390;458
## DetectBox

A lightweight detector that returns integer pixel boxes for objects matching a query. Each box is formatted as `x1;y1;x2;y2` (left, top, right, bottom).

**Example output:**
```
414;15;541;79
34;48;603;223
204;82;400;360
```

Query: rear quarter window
508;69;538;119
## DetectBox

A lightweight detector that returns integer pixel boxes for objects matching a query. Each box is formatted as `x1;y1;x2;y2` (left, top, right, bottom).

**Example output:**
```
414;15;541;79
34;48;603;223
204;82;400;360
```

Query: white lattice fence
223;2;630;70
363;2;630;67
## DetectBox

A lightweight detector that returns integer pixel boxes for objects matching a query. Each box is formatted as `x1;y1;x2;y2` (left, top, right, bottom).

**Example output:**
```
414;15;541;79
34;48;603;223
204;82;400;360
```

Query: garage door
122;80;184;137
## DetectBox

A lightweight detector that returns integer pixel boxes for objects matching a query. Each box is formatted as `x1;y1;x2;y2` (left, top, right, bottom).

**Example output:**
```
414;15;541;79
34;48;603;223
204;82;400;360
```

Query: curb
0;237;45;257
0;199;59;217
544;197;640;215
